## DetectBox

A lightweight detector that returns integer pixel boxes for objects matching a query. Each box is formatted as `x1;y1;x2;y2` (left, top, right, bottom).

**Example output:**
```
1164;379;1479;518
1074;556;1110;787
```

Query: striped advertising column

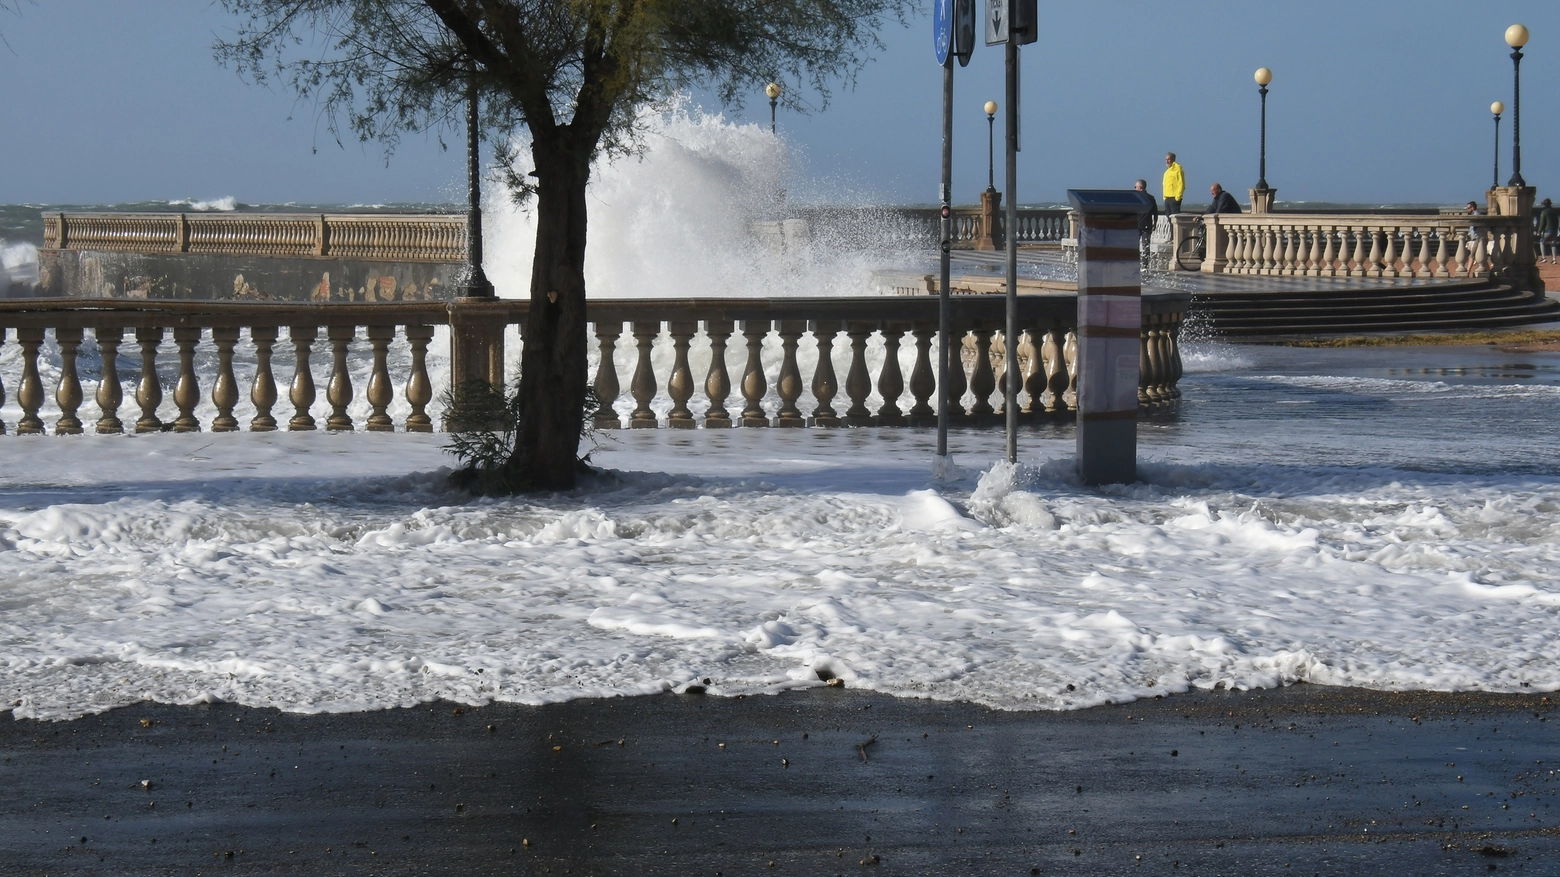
1067;189;1155;485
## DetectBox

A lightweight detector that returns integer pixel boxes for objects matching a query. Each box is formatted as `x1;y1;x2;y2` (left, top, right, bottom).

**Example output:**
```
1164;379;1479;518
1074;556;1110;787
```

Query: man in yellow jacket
1162;152;1185;215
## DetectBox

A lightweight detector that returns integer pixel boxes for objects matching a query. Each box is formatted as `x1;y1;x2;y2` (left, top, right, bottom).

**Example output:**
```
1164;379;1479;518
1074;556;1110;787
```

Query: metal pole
937;58;953;459
1256;84;1269;189
1004;41;1019;464
770;96;778;134
463;69;493;297
1494;113;1502;190
986;112;995;192
1510;47;1525;187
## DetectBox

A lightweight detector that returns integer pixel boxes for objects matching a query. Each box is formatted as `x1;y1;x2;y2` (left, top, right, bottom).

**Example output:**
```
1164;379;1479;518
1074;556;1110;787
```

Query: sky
0;1;1556;206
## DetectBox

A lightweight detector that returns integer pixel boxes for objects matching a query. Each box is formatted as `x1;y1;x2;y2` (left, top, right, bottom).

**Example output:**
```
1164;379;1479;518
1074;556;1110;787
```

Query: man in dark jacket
1134;178;1160;267
1207;183;1241;215
1536;197;1559;262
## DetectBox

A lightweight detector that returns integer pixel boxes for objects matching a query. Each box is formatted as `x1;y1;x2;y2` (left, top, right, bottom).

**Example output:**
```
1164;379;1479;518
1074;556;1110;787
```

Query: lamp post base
977;189;1002;251
1248;187;1277;215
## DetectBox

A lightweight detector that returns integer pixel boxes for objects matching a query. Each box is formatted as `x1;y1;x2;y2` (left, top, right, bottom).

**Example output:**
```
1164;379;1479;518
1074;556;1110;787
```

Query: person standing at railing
1207;183;1241;214
1535;198;1559;262
1162;153;1185;215
1134;179;1160;267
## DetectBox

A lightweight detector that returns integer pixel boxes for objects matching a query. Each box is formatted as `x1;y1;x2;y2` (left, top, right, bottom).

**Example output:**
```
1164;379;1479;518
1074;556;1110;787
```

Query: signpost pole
937;57;953;459
1003;40;1019;464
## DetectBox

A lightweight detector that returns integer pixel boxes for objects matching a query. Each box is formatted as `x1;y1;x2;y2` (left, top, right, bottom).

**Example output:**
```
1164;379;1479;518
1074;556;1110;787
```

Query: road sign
954;0;975;66
933;0;952;65
985;0;1037;46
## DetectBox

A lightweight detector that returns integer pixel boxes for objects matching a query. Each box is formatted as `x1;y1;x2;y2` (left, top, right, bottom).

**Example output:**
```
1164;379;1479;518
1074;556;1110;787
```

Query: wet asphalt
2;684;1557;876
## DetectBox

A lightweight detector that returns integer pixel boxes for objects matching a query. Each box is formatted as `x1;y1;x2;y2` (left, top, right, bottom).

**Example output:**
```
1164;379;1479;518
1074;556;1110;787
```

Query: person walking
1134;178;1160;268
1536;198;1559;262
1162;153;1185;215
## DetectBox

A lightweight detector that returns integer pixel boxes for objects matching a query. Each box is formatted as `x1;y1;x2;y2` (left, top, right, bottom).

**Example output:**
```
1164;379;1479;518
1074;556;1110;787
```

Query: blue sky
0;1;1556;206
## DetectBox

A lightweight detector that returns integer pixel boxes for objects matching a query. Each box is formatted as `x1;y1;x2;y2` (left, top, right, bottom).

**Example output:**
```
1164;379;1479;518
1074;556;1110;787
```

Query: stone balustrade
1192;214;1525;279
43;212;466;263
897;207;1073;248
0;294;1187;436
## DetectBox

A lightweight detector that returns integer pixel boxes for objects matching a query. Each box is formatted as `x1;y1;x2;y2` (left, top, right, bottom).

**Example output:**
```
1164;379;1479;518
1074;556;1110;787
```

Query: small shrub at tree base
444;378;601;495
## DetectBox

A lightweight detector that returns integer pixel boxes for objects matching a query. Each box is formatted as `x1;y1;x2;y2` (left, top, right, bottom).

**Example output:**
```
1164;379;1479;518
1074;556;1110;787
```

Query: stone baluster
875;321;906;425
1277;227;1294;274
945;328;969;418
14;328;46;434
1414;225;1434;279
1384;226;1403;277
1039;329;1065;413
1149;319;1170;405
809;320;841;427
1319;227;1337;276
250;326;279;431
171;327;202;432
1432;229;1452;279
842;321;875;427
1138;323;1155;409
666;321;698;429
967;327;997;416
134;326;164;433
363;326;395;432
94;327;124;434
740;320;770;427
1225;227;1242;273
53;327;85;435
0;329;6;434
325;324;355;431
1364;228;1384;277
287;325;317;431
907;322;937;425
211;327;241;432
1241;226;1257;273
1346;227;1366;276
629;321;660;428
1165;316;1183;401
774;320;807;427
702;320;734;428
1451;230;1469;278
1062;330;1079;410
1488;229;1506;277
403;325;434;433
592;321;623;429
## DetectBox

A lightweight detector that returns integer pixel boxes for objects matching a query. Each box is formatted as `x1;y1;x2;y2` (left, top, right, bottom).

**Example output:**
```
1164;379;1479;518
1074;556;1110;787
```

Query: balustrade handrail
0;293;1189;438
42;212;467;263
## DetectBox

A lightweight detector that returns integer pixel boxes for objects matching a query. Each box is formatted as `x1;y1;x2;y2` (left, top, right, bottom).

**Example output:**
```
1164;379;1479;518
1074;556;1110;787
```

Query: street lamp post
766;82;782;134
984;100;997;192
1491;101;1505;190
462;68;493;298
1254;67;1272;189
1506;24;1528;187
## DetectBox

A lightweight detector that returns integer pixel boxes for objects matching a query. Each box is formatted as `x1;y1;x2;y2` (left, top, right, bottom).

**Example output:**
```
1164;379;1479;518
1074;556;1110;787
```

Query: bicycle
1173;215;1206;272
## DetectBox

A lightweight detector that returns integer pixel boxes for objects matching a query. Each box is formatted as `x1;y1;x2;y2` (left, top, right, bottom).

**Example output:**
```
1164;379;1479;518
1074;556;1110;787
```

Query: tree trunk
503;139;592;490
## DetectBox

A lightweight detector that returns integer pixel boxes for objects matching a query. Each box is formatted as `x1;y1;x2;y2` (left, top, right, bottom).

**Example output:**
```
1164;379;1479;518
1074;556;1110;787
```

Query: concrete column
446;297;509;400
1067;189;1154;485
1488;185;1539;290
977;189;1003;251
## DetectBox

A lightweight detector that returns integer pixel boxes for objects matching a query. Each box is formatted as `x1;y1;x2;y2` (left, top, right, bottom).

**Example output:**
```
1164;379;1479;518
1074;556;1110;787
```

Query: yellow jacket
1162;162;1185;201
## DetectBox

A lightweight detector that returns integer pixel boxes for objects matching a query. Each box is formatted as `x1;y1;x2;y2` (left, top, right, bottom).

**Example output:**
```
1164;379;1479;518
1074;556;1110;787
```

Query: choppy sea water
0;342;1558;720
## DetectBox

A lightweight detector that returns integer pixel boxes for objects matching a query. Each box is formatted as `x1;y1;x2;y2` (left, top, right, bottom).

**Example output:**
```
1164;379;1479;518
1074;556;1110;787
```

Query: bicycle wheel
1175;230;1204;271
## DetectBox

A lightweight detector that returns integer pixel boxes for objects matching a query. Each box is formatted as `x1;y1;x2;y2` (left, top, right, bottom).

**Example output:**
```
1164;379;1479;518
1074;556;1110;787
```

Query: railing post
967;326;996;417
842;321;875;427
403;325;435;433
702;320;733;429
134;327;164;433
54;327;84;435
774;320;807;427
14;328;45;434
287;325;317;431
592;321;624;429
364;326;395;432
740;320;770;427
210;327;241;431
445;299;507;425
977;189;1002;251
808;319;841;427
171;326;203;432
326;324;356;431
874;321;907;426
94;327;124;434
1198;215;1227;273
666;321;698;429
629;321;660;428
1489;185;1539;289
907;322;937;426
